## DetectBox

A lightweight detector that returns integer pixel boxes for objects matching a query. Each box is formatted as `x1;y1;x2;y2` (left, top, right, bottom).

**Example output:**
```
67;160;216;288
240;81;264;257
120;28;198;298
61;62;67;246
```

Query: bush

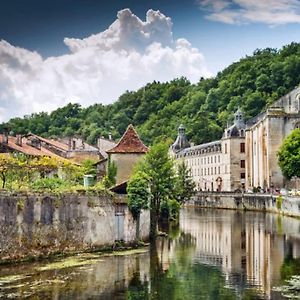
30;177;69;191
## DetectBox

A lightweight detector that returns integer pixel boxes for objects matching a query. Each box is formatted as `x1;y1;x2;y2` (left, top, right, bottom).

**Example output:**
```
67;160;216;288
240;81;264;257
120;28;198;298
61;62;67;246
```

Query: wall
192;192;300;218
110;153;145;185
0;192;149;262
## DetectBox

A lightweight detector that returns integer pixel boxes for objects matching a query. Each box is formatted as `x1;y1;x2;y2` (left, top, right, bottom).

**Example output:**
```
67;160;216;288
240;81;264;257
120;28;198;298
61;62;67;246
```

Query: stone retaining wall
192;192;300;218
0;192;149;262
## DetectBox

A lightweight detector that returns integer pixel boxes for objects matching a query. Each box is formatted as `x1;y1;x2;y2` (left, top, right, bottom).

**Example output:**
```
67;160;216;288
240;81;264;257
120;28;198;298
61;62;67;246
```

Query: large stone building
171;109;246;191
245;86;300;191
107;124;148;185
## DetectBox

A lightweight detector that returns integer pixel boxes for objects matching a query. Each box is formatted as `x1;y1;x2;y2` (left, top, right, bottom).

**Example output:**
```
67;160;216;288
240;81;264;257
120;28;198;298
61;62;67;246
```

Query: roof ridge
107;124;148;153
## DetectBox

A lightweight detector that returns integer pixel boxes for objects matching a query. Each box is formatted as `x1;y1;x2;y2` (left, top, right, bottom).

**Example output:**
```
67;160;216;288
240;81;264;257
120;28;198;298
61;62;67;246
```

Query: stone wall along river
0;192;149;262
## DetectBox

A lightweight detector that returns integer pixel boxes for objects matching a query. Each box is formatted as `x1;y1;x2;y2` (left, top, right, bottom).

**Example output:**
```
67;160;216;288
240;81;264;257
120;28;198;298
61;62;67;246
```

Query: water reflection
1;208;300;299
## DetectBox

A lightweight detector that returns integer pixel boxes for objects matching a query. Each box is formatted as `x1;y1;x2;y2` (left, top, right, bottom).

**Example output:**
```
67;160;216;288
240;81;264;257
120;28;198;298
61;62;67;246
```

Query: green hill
2;42;300;146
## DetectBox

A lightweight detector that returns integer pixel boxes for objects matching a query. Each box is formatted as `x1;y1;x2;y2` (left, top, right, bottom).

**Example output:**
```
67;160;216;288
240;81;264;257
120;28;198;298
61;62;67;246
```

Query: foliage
0;153;85;191
30;177;69;191
160;199;181;221
81;159;97;176
174;161;196;204
127;171;150;219
3;43;300;145
102;157;117;188
276;195;283;210
138;142;176;239
277;129;300;179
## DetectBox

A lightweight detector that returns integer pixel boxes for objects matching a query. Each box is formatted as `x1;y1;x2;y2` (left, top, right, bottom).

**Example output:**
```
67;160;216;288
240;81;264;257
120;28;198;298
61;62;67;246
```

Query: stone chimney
16;134;22;146
2;129;8;145
108;133;112;140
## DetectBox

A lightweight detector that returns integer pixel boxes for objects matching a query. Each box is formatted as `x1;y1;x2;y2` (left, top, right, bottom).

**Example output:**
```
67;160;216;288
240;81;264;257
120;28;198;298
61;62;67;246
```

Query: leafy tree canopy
277;129;300;179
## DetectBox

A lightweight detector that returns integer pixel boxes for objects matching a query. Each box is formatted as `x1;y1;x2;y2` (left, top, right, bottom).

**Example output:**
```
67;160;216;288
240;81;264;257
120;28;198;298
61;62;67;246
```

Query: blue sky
0;0;300;121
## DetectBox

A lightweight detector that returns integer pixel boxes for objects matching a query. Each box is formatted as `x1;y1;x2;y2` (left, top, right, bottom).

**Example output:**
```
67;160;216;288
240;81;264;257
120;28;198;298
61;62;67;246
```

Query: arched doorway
216;177;223;192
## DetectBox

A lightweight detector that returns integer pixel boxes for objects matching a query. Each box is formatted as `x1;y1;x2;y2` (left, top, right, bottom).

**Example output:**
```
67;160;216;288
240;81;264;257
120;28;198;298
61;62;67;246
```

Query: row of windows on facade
176;142;245;159
189;160;245;177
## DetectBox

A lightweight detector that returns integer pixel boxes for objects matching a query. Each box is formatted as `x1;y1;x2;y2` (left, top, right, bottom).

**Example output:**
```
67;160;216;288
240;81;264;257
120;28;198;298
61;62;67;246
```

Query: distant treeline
2;42;300;146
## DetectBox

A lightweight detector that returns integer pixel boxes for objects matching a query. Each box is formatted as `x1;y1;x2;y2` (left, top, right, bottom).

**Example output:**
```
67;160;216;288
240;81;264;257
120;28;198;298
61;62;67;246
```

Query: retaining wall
0;192;149;262
192;192;300;218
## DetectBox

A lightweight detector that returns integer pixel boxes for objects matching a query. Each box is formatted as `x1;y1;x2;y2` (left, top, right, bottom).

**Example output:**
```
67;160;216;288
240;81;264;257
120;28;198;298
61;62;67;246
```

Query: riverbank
0;191;149;264
191;191;300;218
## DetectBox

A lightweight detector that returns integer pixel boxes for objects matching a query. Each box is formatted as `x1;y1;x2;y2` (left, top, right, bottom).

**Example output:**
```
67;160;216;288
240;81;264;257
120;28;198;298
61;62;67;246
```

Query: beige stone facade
107;124;148;185
245;87;300;191
110;153;145;185
171;110;246;191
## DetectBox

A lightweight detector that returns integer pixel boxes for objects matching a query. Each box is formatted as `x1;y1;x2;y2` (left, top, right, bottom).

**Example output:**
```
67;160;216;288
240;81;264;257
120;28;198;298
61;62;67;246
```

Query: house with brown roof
0;133;64;159
25;134;103;163
107;124;148;185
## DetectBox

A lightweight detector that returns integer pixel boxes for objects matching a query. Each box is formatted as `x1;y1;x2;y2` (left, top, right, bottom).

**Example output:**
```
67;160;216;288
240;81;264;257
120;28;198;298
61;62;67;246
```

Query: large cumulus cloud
0;9;211;122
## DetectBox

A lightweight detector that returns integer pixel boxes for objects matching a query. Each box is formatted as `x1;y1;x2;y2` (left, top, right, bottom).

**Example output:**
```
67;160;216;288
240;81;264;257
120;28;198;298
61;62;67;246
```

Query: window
241;173;245;179
224;143;227;154
218;166;220;174
214;156;216;163
240;160;245;168
208;168;210;175
240;142;245;153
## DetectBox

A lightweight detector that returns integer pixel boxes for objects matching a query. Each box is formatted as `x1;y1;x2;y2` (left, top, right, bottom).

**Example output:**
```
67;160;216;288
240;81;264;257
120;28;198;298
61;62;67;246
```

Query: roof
0;135;64;158
26;134;69;152
107;124;148;154
110;181;128;195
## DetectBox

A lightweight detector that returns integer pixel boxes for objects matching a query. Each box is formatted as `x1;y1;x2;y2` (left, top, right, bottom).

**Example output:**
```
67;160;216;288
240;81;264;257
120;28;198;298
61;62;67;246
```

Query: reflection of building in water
179;209;300;298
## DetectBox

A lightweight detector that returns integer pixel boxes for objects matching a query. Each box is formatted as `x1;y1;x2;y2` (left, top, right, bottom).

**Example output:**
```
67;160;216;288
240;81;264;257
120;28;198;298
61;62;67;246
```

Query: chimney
16;134;22;146
108;133;112;140
2;128;8;144
68;137;72;151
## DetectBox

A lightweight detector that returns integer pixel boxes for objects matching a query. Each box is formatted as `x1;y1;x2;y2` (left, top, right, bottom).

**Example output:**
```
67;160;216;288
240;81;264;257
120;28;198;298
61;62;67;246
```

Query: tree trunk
150;203;158;241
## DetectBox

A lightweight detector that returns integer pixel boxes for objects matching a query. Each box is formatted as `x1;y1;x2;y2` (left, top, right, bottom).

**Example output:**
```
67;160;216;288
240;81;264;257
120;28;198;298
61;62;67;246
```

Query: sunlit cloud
0;9;211;122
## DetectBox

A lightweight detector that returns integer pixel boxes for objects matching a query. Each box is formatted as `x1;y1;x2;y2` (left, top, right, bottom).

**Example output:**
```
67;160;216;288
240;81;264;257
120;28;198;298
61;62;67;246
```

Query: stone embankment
192;191;300;218
0;192;149;263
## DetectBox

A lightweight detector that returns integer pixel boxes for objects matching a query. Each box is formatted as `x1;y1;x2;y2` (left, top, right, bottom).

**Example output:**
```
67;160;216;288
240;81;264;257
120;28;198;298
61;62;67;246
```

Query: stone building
171;109;246;192
107;124;148;185
245;86;300;191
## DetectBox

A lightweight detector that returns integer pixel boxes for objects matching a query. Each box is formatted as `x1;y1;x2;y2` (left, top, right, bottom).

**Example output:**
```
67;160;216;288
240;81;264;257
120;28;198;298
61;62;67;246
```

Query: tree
103;157;117;188
277;129;300;179
127;171;151;240
140;142;175;240
174;161;196;204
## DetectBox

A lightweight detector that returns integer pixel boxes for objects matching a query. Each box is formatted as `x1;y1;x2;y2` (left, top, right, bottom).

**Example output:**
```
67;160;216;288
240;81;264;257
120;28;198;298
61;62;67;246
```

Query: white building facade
171;110;246;192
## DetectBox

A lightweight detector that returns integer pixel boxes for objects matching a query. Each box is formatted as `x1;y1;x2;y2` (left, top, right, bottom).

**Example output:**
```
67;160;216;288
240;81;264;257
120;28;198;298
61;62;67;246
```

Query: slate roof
107;124;148;154
26;133;69;151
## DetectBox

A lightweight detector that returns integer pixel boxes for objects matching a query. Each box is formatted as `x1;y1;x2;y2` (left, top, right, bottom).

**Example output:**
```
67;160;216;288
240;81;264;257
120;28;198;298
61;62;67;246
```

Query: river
0;207;300;299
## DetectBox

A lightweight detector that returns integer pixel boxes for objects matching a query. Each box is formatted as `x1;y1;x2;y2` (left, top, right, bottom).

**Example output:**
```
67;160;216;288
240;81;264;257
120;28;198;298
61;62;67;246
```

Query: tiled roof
107;124;148;153
26;134;69;151
0;135;65;158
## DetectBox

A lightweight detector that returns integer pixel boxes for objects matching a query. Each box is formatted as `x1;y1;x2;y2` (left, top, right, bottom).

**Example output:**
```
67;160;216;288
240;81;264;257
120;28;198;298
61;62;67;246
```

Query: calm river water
1;208;300;299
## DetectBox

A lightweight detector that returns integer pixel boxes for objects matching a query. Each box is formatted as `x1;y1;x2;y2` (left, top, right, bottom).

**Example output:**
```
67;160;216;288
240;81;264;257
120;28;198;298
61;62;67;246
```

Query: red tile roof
107;124;148;154
0;135;66;159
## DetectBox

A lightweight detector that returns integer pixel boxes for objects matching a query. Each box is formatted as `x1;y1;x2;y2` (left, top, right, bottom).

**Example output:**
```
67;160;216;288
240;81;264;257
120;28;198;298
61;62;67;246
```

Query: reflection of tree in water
126;271;149;300
281;254;300;281
126;229;263;299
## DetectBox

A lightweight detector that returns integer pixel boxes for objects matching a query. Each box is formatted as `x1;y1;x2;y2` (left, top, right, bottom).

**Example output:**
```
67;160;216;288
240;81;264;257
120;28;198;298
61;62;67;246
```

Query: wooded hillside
2;42;300;146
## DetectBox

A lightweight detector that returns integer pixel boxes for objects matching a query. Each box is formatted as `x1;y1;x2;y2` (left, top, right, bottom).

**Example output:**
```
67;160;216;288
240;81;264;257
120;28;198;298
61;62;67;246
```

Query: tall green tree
140;142;175;239
277;129;300;179
174;161;196;204
127;171;151;240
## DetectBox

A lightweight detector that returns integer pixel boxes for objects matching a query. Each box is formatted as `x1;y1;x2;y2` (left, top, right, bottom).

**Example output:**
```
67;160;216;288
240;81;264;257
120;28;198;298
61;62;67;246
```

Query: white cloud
198;0;300;25
0;9;211;122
